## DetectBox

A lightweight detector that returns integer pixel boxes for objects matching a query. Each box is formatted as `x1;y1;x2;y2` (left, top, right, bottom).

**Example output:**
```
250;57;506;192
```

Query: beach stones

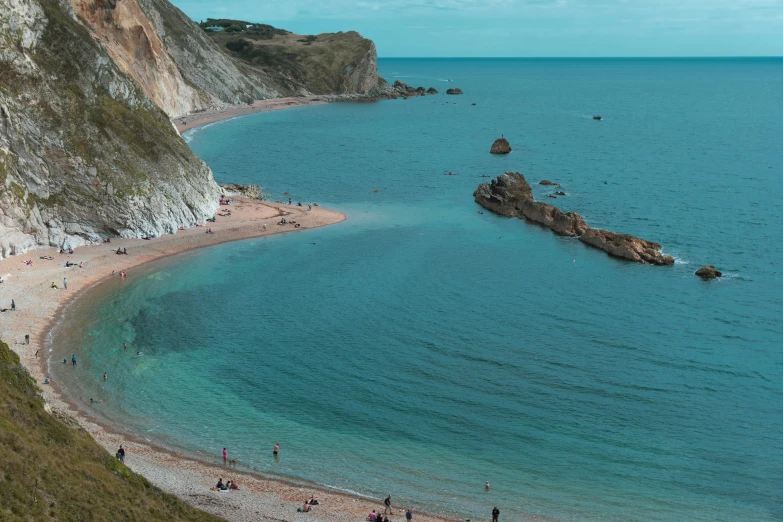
695;266;722;279
490;138;511;154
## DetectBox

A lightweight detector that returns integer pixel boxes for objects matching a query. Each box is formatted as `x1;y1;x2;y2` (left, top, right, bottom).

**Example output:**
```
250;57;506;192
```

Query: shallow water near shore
52;58;783;521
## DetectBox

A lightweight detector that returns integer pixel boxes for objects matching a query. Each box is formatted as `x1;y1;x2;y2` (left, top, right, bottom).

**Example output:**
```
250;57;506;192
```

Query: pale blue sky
171;0;783;57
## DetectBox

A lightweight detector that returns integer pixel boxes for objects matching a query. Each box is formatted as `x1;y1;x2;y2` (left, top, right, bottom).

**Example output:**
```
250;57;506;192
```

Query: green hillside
0;340;222;522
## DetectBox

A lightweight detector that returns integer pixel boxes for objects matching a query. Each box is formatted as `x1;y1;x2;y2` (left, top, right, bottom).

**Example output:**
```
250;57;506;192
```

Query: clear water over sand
52;59;783;521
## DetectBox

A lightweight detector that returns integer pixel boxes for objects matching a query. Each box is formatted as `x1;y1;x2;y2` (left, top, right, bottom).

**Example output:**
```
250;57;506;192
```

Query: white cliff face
0;0;219;258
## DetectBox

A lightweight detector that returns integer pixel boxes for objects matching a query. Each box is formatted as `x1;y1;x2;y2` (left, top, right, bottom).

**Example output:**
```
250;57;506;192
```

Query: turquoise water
52;59;783;521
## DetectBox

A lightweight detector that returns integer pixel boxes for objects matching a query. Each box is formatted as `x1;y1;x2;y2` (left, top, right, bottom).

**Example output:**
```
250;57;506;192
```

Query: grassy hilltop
0;340;222;522
198;18;384;95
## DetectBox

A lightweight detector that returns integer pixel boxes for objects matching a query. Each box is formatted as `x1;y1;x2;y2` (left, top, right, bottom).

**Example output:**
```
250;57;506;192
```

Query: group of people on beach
212;478;239;491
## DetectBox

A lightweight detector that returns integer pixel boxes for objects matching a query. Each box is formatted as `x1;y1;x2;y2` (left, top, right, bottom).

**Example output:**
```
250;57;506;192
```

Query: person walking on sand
63;277;67;290
11;299;15;311
384;495;392;514
492;506;499;522
273;443;279;456
25;334;30;344
223;447;228;466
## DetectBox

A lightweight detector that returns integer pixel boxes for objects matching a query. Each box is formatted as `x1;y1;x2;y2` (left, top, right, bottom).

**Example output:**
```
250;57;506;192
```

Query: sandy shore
0;198;463;522
174;97;328;134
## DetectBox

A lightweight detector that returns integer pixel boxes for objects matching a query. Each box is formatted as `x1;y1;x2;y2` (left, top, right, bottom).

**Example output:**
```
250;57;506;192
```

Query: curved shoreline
173;97;330;134
0;199;462;522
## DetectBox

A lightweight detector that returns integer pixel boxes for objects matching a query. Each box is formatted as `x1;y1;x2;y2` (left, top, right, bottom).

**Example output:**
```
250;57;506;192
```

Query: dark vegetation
198;18;289;38
0;340;222;521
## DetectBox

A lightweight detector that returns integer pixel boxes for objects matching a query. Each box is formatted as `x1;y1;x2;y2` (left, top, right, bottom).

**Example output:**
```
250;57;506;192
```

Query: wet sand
0;198;462;522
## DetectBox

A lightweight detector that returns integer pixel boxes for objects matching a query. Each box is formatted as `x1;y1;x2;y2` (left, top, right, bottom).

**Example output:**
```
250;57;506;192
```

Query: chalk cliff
474;172;674;265
0;0;220;257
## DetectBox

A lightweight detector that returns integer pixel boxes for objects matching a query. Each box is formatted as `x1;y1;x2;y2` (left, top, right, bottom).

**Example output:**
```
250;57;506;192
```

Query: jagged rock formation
490;138;511;154
474;172;675;265
446;88;463;95
695;265;722;279
580;229;672;265
392;80;437;98
0;0;220;257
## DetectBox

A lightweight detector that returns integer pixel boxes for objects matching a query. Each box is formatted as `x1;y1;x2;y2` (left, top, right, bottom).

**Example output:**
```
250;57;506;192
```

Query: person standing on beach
11;299;15;311
25;334;30;344
384;495;392;514
492;506;499;522
118;445;125;463
405;508;414;522
63;277;67;290
273;443;279;456
223;447;228;466
71;354;76;366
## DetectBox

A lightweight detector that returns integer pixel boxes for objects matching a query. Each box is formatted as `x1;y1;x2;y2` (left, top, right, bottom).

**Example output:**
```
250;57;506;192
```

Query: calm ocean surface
51;59;783;521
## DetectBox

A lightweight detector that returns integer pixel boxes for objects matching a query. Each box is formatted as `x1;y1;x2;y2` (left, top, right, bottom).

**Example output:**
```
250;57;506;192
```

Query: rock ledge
474;172;674;265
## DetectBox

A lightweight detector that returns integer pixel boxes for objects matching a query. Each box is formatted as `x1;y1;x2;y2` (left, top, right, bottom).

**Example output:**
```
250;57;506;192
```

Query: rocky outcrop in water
446;88;463;95
695;266;722;279
474;172;675;265
580;229;673;265
539;180;558;186
0;0;219;257
490;138;511;154
392;80;438;98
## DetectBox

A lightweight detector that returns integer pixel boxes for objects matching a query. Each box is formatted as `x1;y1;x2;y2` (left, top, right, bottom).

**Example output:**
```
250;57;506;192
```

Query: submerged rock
446;88;463;95
490;138;511;154
539;180;558;186
474;172;675;266
695;266;722;279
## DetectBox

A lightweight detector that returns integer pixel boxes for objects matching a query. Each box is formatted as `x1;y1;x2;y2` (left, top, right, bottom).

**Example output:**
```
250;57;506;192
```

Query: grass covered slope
0;340;222;521
199;19;388;96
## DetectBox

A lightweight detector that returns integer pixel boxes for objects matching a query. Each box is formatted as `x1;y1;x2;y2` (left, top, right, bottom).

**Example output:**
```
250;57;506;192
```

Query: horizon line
377;55;783;59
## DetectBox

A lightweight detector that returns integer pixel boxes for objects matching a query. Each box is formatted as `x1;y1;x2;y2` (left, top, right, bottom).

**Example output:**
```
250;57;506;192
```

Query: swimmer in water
136;351;141;356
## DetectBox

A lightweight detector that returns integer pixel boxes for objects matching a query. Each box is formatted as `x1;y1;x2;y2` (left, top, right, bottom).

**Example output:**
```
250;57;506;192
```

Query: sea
50;58;783;521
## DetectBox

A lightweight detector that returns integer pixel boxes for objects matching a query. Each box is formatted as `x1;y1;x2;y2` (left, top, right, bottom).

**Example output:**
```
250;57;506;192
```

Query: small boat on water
593;115;602;120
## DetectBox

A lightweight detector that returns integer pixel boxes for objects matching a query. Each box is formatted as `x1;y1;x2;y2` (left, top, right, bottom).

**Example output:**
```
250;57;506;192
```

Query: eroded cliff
0;0;219;257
